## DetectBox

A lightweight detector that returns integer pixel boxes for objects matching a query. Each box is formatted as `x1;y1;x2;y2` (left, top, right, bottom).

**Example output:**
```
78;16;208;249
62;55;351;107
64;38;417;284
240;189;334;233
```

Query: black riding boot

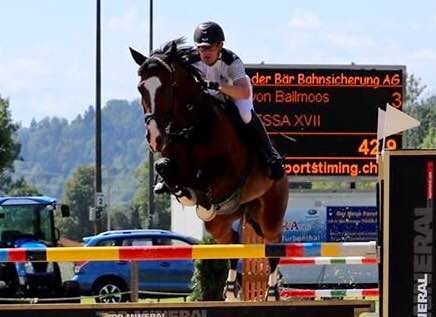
246;111;285;180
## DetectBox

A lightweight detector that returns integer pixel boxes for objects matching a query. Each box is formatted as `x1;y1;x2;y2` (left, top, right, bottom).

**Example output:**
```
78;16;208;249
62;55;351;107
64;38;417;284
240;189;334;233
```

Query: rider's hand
203;81;221;91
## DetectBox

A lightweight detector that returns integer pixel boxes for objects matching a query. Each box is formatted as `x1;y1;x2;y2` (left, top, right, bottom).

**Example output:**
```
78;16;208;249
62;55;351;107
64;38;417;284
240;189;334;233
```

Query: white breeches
234;98;254;124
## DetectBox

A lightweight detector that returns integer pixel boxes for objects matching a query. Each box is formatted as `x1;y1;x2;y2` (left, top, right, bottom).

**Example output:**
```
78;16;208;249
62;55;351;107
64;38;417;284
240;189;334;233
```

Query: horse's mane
148;37;205;84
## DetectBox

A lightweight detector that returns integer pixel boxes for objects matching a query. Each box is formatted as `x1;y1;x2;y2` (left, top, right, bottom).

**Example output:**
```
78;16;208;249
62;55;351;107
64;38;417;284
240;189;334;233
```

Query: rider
191;21;284;180
154;21;284;194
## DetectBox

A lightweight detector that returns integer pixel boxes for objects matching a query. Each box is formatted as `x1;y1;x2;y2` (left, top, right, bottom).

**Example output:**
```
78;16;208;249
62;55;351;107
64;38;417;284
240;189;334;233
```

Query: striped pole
280;288;379;299
279;256;378;265
0;242;377;262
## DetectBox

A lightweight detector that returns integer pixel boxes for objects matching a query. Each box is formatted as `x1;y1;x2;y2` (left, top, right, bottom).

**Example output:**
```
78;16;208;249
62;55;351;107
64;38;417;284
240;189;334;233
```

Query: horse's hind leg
265;258;281;300
245;201;283;301
254;178;288;301
224;232;240;301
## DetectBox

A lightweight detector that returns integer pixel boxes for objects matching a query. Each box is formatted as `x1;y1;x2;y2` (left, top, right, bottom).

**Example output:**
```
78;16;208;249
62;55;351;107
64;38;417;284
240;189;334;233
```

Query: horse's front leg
204;214;241;302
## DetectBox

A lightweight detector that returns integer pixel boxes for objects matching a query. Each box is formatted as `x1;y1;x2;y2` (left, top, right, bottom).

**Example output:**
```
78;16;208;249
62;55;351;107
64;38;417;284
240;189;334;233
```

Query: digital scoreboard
246;65;406;177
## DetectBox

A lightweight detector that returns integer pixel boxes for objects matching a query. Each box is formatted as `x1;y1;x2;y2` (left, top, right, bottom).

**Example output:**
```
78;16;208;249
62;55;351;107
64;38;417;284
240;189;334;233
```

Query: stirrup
153;182;169;194
267;157;285;180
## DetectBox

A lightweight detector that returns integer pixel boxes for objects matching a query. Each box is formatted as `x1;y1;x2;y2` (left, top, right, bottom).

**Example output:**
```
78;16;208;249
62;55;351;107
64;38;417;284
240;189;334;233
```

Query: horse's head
130;42;177;153
131;39;249;197
130;39;203;153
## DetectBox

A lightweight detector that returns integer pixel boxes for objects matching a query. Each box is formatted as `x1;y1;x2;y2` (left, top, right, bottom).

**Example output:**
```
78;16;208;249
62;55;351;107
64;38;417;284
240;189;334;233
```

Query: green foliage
56;161;171;239
107;204;142;230
8;97;172;235
60;165;95;240
0;96;20;175
403;76;436;149
3;177;40;196
1;173;40;196
189;235;228;301
0;95;40;196
404;74;426;107
14;100;147;202
420;127;436;149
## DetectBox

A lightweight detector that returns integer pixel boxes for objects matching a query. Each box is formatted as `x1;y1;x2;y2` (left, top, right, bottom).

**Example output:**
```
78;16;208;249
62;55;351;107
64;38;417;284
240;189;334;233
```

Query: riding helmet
193;21;225;46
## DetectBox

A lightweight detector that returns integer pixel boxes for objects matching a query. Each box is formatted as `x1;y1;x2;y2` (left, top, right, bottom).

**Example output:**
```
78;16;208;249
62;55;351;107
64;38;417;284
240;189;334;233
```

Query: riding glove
203;81;220;91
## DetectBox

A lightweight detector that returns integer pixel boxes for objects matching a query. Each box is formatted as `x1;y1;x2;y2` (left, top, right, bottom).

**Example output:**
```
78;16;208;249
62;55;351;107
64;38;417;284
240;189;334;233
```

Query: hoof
154;182;169;194
176;188;197;206
264;284;280;301
223;280;239;302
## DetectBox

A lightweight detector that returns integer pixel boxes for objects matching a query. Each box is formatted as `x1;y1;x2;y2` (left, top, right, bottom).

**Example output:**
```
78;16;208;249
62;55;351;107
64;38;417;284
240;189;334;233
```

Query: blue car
70;229;198;303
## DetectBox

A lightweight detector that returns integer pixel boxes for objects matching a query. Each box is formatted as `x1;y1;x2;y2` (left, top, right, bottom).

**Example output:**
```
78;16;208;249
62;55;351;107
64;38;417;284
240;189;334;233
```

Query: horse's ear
129;47;147;66
167;41;177;59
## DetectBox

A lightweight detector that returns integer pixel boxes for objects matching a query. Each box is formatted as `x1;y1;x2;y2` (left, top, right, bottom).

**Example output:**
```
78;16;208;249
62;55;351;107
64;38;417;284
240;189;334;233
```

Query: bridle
142;55;176;127
141;55;202;145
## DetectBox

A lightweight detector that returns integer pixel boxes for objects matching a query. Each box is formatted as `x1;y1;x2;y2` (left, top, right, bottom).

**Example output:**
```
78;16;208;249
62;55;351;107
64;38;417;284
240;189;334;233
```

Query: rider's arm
219;76;251;100
219;56;251;100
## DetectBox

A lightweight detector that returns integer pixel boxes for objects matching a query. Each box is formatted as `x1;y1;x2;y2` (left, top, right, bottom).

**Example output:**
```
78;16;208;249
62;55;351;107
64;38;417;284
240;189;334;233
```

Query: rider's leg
234;99;284;180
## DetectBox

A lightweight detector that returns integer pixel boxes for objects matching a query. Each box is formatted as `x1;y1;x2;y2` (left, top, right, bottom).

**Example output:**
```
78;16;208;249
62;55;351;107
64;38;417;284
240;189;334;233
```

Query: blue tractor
0;196;70;298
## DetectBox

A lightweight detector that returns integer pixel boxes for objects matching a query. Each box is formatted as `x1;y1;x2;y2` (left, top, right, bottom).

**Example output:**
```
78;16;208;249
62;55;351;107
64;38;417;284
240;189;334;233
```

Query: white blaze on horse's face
142;76;162;152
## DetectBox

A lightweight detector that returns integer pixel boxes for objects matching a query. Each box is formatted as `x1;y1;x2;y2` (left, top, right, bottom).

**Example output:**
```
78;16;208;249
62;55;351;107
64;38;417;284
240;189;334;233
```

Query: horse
130;38;288;301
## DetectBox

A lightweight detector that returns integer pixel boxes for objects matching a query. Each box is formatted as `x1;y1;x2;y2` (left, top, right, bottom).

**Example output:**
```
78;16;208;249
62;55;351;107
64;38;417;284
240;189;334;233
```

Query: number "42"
358;138;398;156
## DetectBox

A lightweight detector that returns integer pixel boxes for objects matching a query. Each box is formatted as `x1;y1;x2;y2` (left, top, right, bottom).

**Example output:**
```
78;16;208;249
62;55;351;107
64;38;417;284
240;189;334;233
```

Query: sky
1;0;436;127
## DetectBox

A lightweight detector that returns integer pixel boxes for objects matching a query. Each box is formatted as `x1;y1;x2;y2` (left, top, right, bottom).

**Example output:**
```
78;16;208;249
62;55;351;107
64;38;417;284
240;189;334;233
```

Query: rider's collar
208;52;222;67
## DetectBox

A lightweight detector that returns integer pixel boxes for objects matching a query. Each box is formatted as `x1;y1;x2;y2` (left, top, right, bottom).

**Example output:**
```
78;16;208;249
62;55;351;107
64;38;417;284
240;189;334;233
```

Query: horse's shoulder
221;48;240;65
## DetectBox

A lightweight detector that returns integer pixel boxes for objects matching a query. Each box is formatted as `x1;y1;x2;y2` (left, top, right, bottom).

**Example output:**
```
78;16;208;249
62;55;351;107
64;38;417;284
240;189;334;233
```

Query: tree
404;74;426;108
14;99;145;204
403;75;436;148
0;95;40;196
2;176;40;196
0;96;20;175
60;165;95;240
110;206;132;230
190;235;228;301
420;127;436;149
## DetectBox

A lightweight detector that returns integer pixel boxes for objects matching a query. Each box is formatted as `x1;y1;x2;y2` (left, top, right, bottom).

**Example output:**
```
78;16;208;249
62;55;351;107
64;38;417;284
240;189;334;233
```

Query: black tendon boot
246;111;284;180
